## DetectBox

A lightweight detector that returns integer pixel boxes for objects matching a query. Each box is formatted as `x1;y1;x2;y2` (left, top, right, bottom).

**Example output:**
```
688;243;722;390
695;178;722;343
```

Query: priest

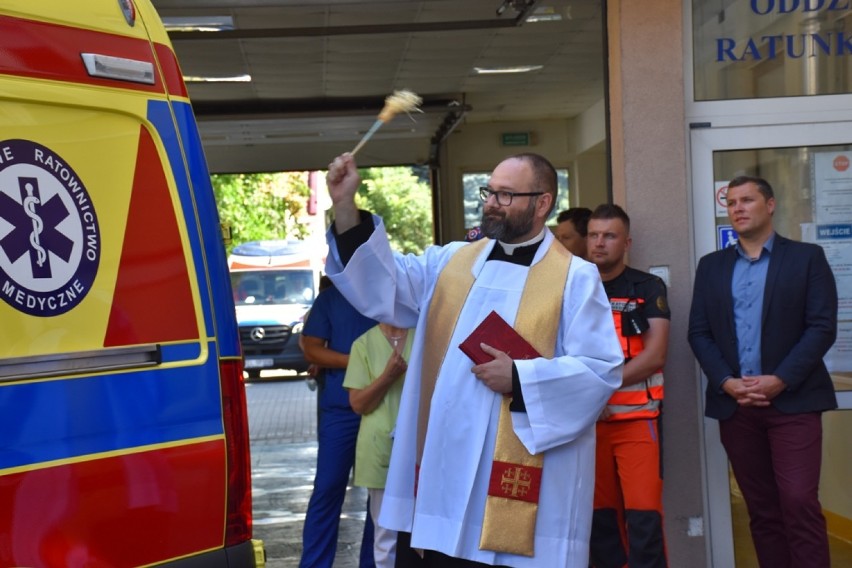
324;151;623;568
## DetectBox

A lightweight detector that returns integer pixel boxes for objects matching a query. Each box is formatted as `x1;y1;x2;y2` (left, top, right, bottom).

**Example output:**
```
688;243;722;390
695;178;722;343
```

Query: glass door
690;123;852;567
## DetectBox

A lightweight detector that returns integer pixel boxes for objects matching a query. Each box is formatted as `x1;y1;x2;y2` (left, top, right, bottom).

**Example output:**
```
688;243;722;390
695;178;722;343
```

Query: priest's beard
480;199;537;242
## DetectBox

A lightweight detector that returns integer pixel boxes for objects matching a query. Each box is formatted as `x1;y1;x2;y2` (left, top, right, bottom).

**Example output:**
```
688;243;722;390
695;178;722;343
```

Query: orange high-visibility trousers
590;418;667;568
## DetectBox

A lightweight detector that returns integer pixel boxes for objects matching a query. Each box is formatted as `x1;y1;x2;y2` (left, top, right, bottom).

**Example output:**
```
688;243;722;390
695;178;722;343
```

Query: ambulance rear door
0;1;250;566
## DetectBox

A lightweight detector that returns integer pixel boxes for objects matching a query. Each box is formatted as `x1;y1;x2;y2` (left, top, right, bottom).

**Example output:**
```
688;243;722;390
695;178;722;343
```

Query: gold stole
417;238;572;557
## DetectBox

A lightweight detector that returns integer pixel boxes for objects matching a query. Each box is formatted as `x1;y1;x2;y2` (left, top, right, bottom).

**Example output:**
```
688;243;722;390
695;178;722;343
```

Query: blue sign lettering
817;224;852;239
716;31;852;61
751;0;850;13
715;0;852;65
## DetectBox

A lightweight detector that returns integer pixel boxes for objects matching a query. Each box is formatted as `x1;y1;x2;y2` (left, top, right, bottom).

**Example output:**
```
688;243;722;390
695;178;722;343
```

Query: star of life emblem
0;139;101;317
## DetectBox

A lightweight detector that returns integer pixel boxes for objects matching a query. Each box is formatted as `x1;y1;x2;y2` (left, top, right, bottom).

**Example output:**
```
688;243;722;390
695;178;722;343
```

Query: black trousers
394;532;511;568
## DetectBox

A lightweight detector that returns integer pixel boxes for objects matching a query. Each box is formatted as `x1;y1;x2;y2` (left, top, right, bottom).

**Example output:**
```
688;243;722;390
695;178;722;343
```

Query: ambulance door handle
0;344;161;382
81;53;155;84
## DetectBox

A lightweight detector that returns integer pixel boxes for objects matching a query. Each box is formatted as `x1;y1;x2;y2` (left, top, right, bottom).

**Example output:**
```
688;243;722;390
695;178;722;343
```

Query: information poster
825;322;852;374
810;153;852;374
813;151;852;227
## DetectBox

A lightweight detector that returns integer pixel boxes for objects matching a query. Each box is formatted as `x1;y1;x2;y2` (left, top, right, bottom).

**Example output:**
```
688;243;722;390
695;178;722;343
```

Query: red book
459;310;541;365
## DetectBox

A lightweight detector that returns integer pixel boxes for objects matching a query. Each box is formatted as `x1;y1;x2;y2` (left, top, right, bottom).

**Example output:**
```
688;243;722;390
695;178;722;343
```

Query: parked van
228;240;325;379
0;1;262;566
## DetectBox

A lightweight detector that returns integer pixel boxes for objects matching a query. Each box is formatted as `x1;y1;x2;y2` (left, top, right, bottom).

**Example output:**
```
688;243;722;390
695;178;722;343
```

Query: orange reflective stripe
605;409;661;421
608;390;652;406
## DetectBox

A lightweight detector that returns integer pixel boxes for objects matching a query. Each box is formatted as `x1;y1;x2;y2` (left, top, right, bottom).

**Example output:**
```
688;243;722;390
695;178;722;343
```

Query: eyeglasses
479;186;544;206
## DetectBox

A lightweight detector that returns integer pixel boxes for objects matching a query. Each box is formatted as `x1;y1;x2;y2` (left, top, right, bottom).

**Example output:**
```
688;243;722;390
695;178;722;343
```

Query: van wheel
246;369;261;381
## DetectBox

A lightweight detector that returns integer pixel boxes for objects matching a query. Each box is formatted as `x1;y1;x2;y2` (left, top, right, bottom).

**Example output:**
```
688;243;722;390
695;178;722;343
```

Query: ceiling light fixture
473;65;543;74
526;7;563;23
496;0;535;17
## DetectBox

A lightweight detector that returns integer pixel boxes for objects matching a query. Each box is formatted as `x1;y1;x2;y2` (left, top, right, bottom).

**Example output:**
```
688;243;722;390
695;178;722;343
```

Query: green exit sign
501;132;533;146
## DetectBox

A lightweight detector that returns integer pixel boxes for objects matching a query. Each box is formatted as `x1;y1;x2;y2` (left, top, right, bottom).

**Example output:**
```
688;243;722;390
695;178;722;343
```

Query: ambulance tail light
220;358;253;546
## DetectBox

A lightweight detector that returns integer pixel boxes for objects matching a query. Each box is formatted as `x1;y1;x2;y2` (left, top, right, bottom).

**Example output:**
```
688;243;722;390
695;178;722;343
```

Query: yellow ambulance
0;0;263;565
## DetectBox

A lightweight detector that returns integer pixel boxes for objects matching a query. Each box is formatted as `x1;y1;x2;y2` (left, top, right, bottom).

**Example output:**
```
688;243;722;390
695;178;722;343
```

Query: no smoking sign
714;182;728;217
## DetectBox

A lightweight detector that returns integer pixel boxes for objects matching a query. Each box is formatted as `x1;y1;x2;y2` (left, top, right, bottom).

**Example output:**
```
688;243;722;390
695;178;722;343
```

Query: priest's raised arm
323;151;622;568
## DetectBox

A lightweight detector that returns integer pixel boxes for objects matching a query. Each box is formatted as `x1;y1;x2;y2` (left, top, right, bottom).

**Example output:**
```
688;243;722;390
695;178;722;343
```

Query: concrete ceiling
151;0;605;172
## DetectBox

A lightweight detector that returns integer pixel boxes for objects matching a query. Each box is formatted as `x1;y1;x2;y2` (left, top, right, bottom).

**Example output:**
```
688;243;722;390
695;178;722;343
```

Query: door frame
689;121;852;566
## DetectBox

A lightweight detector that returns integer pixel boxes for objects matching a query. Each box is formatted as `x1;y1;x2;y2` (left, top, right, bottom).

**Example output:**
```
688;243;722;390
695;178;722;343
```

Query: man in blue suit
688;175;837;568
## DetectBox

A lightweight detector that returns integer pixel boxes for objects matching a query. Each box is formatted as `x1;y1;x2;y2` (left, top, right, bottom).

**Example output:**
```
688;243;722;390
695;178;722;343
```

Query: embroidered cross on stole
417;237;572;557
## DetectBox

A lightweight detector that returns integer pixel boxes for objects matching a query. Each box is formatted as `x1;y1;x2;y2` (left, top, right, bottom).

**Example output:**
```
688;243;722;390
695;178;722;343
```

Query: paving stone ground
247;375;368;568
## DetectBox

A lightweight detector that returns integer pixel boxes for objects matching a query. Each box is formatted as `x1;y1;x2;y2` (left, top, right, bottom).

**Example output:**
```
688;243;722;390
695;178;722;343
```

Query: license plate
245;358;273;369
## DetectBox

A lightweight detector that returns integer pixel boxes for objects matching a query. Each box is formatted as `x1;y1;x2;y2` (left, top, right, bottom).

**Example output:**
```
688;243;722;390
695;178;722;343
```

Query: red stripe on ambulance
154;42;189;98
0;15;164;93
0;440;226;567
104;127;197;346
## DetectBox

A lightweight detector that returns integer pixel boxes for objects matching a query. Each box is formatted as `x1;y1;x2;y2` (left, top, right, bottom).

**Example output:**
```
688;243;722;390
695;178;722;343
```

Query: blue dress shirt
732;233;775;377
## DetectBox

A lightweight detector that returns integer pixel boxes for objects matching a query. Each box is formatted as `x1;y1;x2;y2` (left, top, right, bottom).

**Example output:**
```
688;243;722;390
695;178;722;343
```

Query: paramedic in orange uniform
587;204;670;568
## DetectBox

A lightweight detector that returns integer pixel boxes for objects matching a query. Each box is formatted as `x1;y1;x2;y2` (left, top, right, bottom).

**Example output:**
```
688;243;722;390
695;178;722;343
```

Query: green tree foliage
213;167;433;257
211;172;310;255
355;166;434;255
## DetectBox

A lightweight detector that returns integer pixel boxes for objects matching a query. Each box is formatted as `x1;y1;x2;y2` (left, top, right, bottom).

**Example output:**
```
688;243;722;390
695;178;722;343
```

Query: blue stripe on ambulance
172;100;242;359
147;99;242;359
0;341;224;471
146;100;216;339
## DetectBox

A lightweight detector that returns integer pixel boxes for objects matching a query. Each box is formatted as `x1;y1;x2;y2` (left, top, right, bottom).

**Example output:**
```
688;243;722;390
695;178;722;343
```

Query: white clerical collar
498;227;547;256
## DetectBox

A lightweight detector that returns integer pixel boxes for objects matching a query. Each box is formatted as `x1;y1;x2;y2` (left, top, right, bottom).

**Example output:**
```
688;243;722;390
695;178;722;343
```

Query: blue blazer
688;234;838;420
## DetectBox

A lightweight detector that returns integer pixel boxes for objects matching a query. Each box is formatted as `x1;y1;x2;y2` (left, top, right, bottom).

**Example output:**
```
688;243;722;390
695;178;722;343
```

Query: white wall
438;113;608;241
